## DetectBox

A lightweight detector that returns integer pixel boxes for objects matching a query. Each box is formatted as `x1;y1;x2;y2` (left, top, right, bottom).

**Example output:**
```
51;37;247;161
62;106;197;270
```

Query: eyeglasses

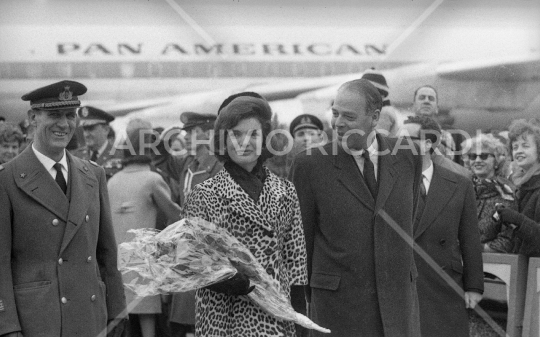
466;153;494;160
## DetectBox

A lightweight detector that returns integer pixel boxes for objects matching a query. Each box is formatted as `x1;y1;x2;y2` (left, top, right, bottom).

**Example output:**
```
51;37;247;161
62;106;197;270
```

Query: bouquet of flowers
118;217;330;333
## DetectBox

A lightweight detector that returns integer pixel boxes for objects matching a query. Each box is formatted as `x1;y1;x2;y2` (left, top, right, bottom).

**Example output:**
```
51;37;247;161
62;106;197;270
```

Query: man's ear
425;138;433;152
371;110;380;128
27;109;38;127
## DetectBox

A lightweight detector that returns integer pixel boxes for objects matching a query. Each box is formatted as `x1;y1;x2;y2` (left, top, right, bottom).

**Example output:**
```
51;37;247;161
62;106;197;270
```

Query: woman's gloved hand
495;203;525;229
205;272;255;296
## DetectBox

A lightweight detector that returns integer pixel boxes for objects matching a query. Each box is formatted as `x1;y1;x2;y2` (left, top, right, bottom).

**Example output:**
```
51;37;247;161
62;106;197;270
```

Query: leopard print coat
183;166;308;337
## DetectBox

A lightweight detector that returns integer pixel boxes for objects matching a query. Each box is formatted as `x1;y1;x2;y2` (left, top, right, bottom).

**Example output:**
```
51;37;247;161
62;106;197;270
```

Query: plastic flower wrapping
118;217;330;333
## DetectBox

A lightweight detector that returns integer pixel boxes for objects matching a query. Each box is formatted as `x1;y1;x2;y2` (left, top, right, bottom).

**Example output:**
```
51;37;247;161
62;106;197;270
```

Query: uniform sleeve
0;175;22;335
151;174;182;224
95;166;127;320
459;179;484;294
282;182;308;286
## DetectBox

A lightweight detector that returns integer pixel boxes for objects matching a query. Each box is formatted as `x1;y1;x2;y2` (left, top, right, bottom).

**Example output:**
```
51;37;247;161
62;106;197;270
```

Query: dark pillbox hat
22;80;87;110
78;106;115;126
180;111;217;130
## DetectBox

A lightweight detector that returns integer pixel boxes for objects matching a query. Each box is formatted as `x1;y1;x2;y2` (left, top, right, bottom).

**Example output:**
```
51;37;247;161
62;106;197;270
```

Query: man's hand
465;291;483;309
107;318;128;337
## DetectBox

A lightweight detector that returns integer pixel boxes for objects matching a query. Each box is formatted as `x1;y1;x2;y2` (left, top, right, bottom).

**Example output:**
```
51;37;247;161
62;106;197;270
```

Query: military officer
0;80;126;337
169;111;222;337
74;106;123;180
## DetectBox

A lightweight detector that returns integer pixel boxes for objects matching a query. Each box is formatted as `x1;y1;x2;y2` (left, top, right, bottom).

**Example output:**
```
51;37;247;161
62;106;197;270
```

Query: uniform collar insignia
20;173;26;178
59;86;73;101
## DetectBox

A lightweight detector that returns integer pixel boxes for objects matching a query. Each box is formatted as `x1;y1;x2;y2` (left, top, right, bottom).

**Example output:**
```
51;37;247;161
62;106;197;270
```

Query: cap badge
80;107;89;117
59;86;73;101
301;117;312;124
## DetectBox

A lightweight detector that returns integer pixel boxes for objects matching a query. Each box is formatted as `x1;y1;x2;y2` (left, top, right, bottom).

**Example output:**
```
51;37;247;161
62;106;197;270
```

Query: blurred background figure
461;134;516;253
108;124;182;337
290;113;324;150
361;69;400;137
496;119;540;257
75;106;123;180
0;122;23;164
169;112;222;337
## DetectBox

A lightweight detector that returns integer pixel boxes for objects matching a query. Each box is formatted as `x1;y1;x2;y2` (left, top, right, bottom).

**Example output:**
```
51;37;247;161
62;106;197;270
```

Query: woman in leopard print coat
183;95;308;337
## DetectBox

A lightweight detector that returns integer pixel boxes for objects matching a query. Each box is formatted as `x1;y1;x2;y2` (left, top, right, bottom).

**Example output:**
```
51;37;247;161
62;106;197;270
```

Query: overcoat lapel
414;165;458;239
60;153;97;254
374;135;398;213
334;144;375;211
13;147;68;221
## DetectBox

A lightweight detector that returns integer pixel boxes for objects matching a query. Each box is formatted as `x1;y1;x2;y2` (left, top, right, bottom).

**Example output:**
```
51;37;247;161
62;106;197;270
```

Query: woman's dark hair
213;96;273;163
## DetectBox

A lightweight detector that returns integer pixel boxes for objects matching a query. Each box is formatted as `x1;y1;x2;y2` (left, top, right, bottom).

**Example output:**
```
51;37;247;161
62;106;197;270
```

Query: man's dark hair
218;92;264;114
404;115;442;154
413;85;438;103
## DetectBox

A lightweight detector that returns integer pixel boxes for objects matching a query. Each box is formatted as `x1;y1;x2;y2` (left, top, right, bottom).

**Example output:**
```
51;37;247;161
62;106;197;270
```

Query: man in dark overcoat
291;79;423;336
0;80;126;337
401;115;483;337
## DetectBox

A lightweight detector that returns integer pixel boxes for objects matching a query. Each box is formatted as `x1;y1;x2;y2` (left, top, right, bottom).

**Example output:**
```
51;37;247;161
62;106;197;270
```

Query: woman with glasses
495;119;540;257
462;133;516;253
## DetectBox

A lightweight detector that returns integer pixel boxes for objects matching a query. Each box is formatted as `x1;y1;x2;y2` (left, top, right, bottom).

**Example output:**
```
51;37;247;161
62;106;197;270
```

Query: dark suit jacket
291;135;423;337
0;146;126;337
414;164;484;337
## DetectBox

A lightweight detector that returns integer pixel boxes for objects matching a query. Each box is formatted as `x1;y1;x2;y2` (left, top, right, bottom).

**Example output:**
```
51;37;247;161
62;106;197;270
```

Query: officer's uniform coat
75;140;123;180
0;146;126;337
414;164;484;337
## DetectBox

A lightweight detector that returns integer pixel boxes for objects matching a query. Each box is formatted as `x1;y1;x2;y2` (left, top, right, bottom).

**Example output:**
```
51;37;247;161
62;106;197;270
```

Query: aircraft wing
103;72;363;117
436;53;540;82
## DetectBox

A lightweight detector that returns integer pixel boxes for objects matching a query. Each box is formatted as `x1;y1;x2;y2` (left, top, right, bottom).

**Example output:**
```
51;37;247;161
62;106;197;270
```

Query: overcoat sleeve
459;179;484;294
289;154;316;301
95;166;127;320
151;175;182;223
0;173;22;335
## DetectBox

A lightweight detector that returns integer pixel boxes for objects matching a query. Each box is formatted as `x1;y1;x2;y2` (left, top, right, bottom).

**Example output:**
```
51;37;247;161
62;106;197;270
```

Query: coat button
85;215;90;222
87;256;92;263
52;219;59;226
439;239;446;246
91;295;96;301
61;297;67;304
58;258;63;265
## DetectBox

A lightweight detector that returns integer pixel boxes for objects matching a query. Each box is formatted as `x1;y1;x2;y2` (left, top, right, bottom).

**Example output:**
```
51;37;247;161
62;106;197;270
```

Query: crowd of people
0;73;540;337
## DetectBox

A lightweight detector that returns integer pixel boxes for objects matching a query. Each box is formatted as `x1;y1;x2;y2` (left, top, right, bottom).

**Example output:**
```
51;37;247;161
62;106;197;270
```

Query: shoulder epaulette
89;160;99;167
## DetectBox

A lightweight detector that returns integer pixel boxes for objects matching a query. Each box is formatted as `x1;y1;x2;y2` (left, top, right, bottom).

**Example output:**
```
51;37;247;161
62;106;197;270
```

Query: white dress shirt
352;138;379;180
32;145;69;183
422;161;434;195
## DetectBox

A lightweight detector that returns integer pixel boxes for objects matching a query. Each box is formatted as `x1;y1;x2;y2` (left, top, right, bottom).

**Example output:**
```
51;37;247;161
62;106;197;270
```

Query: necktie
90;150;98;162
414;176;427;229
361;150;378;198
54;163;67;194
